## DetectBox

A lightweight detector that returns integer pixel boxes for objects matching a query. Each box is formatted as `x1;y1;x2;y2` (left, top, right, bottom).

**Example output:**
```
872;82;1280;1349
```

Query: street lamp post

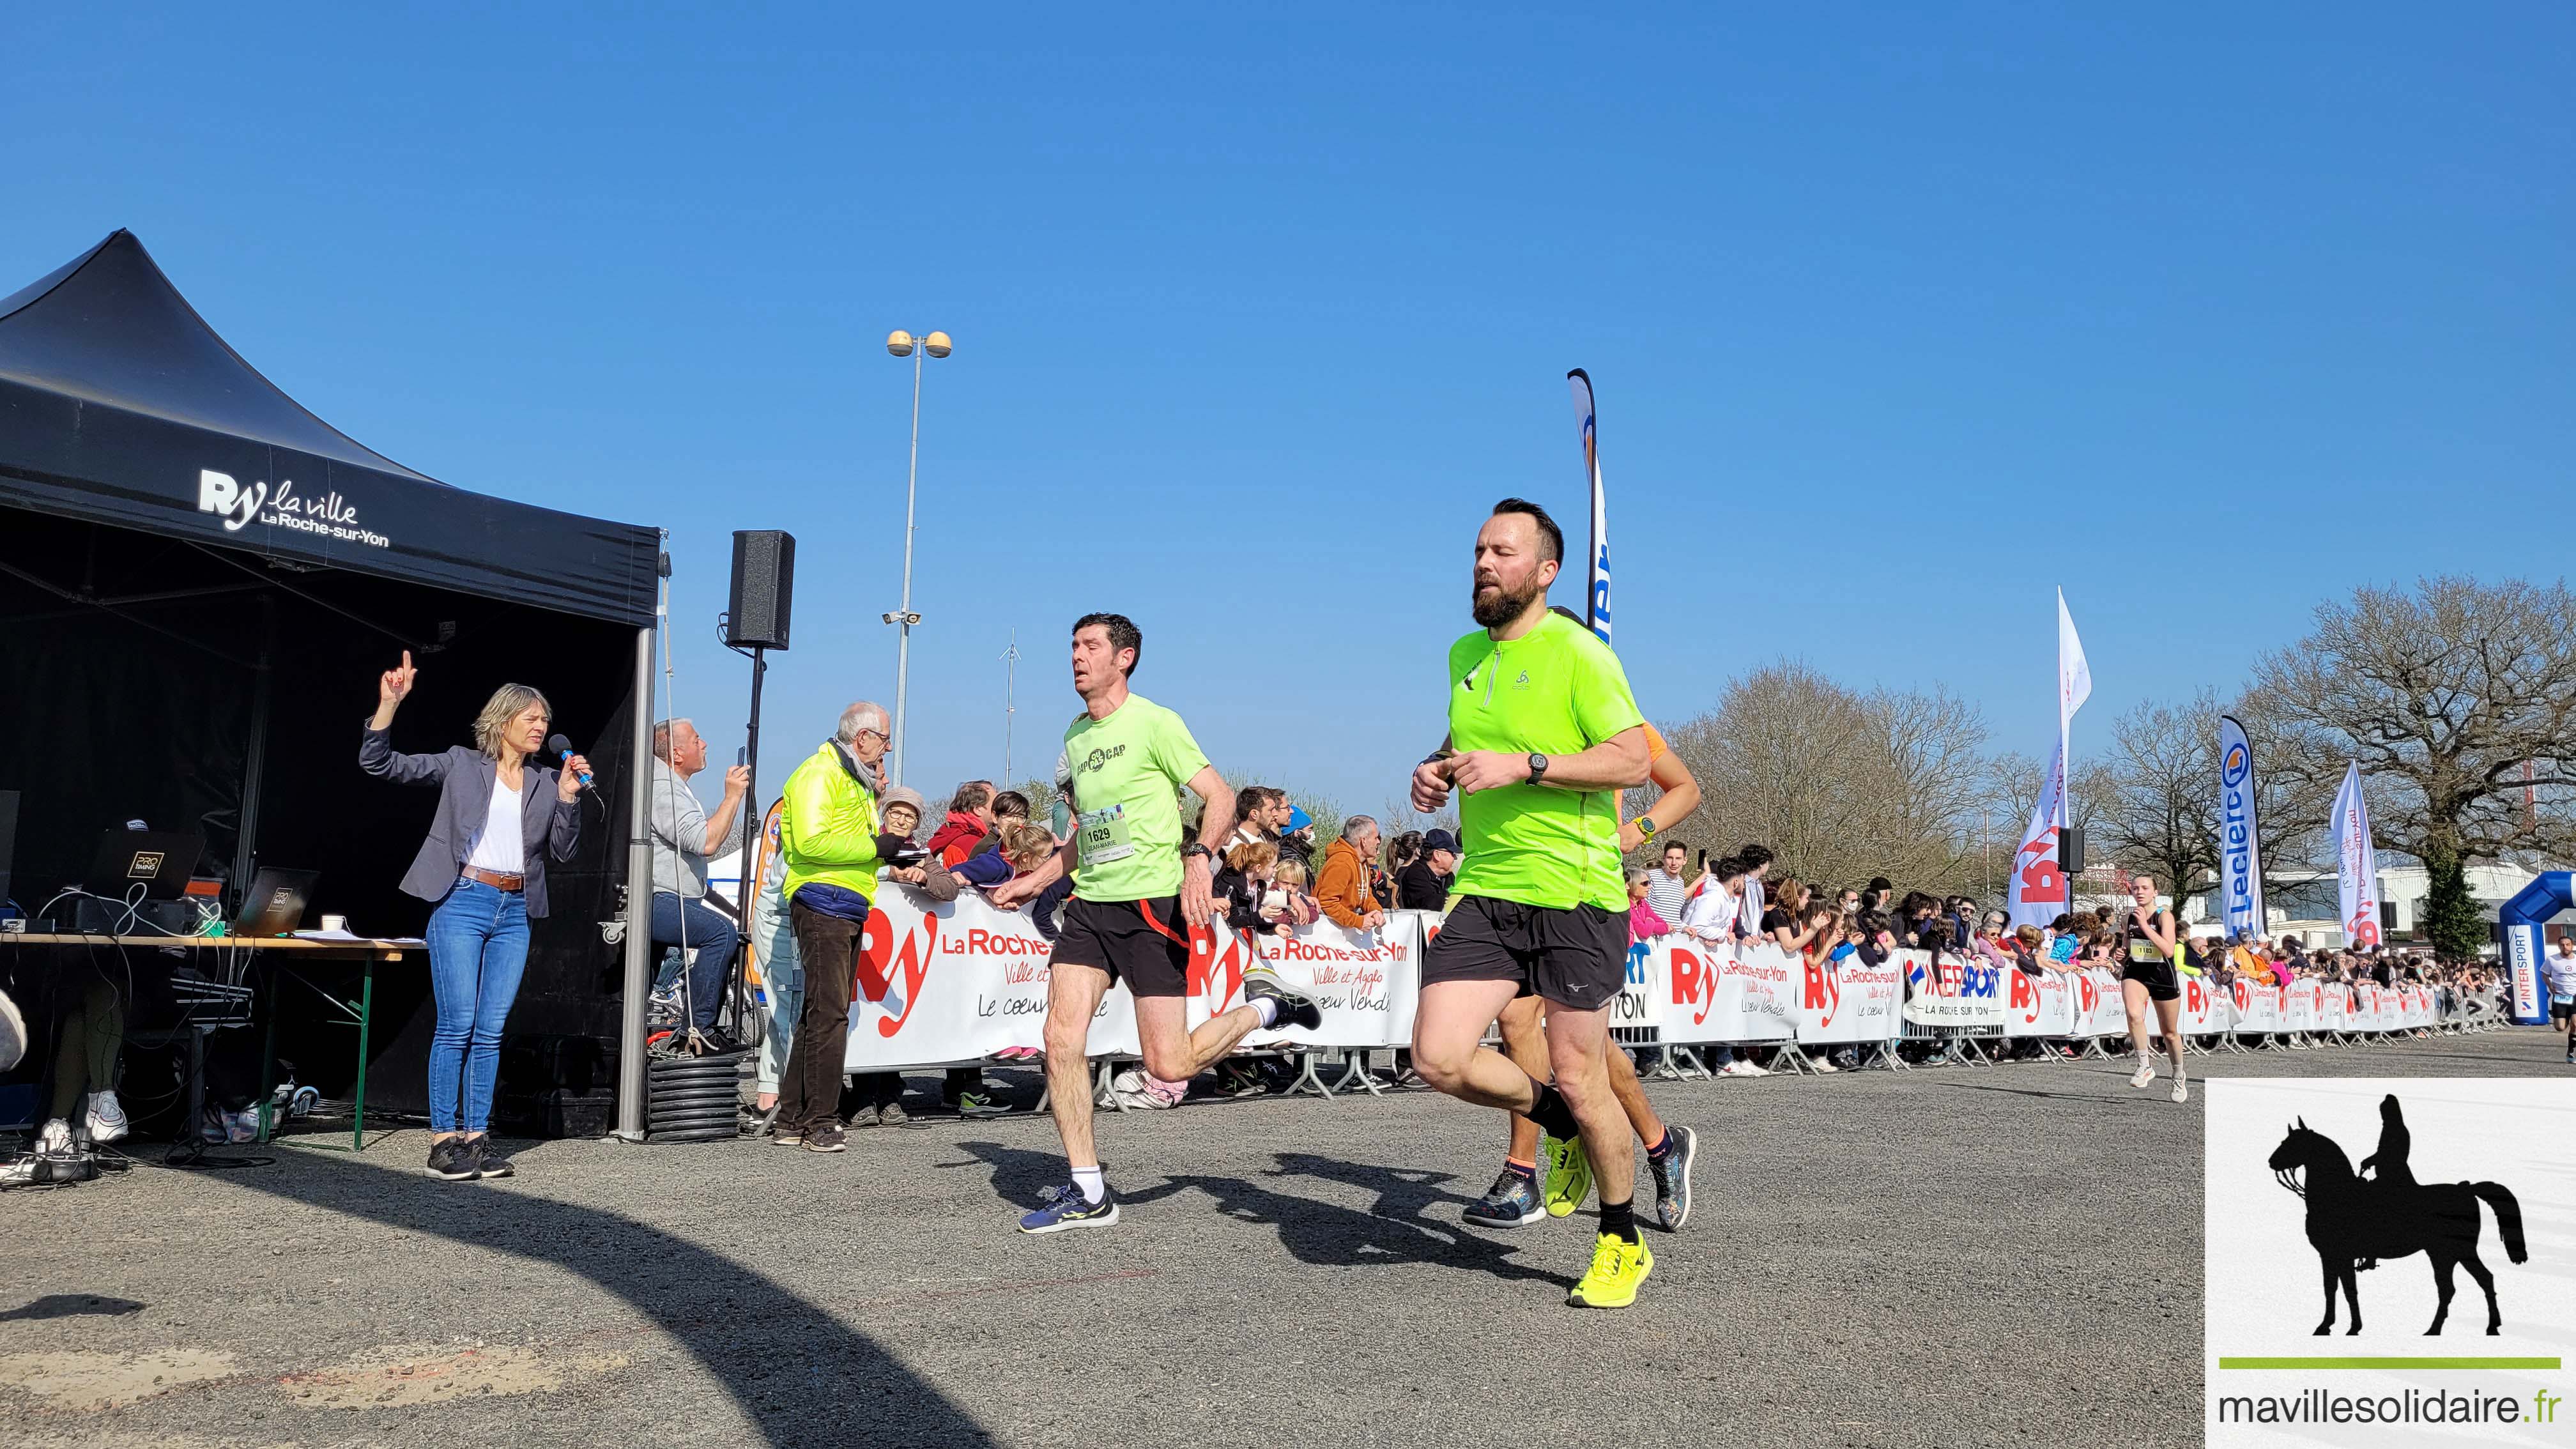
882;326;951;788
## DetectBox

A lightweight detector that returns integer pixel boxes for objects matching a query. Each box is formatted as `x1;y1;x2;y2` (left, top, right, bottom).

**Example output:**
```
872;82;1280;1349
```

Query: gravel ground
2;1025;2561;1449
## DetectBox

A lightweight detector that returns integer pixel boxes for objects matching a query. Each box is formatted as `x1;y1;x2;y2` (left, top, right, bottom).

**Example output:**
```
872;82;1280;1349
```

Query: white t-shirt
1680;881;1740;943
464;773;526;875
2545;949;2576;1002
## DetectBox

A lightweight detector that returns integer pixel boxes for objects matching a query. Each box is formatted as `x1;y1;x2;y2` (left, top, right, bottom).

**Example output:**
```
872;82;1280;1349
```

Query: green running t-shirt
1059;693;1211;903
1445;611;1645;912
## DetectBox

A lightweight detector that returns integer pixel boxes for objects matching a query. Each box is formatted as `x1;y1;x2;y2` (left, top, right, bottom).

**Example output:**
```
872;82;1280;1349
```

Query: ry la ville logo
198;469;390;549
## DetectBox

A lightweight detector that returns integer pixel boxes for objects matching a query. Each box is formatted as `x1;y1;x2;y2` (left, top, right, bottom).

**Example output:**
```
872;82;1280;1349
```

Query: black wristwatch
1526;752;1550;785
1181;843;1215;864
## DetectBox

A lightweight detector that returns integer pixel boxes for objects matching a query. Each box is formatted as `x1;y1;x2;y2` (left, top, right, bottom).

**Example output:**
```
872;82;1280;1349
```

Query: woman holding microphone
360;651;587;1181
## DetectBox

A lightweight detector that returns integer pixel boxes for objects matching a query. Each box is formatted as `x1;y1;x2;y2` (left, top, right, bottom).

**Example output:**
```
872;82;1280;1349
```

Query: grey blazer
360;723;583;918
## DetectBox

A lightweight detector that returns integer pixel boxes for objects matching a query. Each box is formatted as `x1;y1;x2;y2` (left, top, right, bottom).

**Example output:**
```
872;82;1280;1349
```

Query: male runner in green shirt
1409;499;1656;1307
992;612;1320;1232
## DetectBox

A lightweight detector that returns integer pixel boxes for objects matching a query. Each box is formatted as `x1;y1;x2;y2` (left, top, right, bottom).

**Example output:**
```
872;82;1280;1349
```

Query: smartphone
737;747;747;766
1696;849;1708;871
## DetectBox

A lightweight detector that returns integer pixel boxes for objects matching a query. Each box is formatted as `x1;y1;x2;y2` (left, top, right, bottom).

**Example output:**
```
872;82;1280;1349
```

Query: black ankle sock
1645;1129;1672;1162
1527;1083;1581;1139
1600;1197;1639;1243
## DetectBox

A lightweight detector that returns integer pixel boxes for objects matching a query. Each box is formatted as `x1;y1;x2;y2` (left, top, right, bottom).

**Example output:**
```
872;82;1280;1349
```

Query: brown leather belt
461;867;526;892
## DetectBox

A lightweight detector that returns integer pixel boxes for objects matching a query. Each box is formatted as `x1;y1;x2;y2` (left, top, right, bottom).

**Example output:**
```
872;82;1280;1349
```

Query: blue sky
8;6;2569;811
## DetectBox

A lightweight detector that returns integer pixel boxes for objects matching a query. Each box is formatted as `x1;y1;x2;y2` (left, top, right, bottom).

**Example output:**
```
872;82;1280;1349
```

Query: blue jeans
651;892;740;1032
425;879;531;1133
747;880;801;1094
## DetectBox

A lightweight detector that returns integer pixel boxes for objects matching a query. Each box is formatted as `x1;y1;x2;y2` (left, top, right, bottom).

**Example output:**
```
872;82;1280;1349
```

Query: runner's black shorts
2121;957;2181;1002
1420;894;1626;1011
1050;895;1192;999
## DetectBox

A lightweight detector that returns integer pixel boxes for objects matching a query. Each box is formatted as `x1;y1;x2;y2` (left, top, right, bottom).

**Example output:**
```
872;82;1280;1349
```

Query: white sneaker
2128;1059;2156;1089
1809;1057;1839;1074
1740;1061;1770;1077
2170;1077;2190;1104
84;1089;130;1144
34;1118;74;1158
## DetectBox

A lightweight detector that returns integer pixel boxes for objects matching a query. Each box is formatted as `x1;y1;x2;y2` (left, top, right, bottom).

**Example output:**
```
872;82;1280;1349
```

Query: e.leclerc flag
2216;714;2267;941
1567;369;1611;646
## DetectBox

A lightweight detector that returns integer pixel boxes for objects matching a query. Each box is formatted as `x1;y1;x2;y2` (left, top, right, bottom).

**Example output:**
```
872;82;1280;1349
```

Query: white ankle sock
1072;1165;1106;1204
1248;997;1280;1029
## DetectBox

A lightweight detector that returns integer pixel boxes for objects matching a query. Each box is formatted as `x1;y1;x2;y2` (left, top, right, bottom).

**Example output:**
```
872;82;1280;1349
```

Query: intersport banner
2216;714;2266;940
1902;953;2005;1029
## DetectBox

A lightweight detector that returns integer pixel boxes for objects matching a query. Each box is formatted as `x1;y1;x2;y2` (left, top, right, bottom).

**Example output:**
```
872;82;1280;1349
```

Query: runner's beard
1471;575;1543;628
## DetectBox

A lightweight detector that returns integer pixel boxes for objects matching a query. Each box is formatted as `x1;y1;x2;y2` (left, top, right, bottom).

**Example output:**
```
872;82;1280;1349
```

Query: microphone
546;733;593;788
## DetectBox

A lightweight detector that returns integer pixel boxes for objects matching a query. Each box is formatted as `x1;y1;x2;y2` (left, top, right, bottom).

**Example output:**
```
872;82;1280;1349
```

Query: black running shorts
2122;957;2181;1003
1050;895;1192;999
1420;894;1627;1011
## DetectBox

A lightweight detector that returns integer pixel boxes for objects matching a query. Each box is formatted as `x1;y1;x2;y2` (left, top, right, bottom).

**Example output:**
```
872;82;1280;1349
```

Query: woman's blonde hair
997;820;1057;868
473;684;553;760
1227;840;1279;875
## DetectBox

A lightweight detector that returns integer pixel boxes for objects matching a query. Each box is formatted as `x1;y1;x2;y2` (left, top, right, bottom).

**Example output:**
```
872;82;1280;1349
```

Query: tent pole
614;620;655;1142
230;594;276;900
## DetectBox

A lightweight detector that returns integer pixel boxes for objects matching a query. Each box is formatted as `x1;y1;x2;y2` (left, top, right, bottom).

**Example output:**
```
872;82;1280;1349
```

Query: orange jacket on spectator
1314;838;1380;928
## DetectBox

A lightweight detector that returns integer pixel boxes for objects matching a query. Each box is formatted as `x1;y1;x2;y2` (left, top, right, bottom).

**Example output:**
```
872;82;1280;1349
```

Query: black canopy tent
0;231;663;1135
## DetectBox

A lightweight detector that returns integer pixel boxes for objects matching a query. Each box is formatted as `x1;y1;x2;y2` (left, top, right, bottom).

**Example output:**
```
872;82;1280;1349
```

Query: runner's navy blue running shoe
1462;1167;1545;1229
1020;1180;1121;1234
1648;1124;1696;1230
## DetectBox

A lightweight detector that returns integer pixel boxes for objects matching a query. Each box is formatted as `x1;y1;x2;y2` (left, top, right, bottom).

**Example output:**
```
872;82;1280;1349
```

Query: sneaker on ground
34;1119;75;1158
1240;965;1323;1032
1740;1061;1770;1077
425;1138;477;1181
468;1137;515;1179
84;1090;130;1144
1020;1179;1121;1234
1541;1132;1593;1218
689;1026;742;1055
878;1099;910;1128
804;1125;848;1153
954;1088;1011;1119
1719;1061;1752;1078
1648;1125;1697;1231
2170;1078;2190;1105
1809;1057;1838;1074
2128;1059;2157;1089
1461;1169;1545;1229
1567;1230;1653;1309
771;1124;806;1147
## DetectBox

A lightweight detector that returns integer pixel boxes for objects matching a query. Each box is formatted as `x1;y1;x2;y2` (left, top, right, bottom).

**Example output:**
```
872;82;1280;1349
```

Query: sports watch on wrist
1526;752;1550;785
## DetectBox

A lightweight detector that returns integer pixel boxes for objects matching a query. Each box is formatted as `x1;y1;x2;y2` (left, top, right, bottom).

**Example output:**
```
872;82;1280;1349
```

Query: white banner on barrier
844;885;1141;1068
1795;951;1904;1044
2180;974;2222;1036
2074;967;2125;1037
1614;932;1662;1033
1902;953;2005;1029
2227;978;2281;1034
1221;916;1417;1050
2281;979;2315;1031
2001;967;2076;1036
1658;939;1797;1043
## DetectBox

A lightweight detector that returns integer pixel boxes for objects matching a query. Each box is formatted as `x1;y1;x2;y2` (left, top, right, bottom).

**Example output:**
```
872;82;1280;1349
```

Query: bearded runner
1464;702;1702;1234
990;611;1321;1233
1408;500;1657;1308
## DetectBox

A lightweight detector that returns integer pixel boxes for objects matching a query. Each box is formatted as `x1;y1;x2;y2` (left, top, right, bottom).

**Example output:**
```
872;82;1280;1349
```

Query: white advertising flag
2331;761;2383;949
1567;368;1611;645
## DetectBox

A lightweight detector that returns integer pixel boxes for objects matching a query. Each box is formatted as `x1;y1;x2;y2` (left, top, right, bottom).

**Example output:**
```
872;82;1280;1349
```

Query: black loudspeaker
726;531;796;650
2060;824;2086;877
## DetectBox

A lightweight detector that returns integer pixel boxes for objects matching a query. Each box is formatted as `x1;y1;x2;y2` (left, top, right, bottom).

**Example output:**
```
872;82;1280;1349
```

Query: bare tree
2083;693;2222;901
1650;661;1995;894
2252;575;2576;958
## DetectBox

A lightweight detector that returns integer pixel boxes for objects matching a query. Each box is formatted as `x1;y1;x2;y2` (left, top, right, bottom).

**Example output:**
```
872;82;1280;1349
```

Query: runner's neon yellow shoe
1541;1131;1591;1217
1568;1231;1652;1308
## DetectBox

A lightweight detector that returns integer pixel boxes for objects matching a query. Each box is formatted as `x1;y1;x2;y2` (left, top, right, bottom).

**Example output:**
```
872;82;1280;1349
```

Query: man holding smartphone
1408;498;1656;1308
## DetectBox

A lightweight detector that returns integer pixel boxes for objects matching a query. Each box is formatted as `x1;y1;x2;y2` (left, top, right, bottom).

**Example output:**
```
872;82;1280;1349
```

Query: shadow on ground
210;1147;992;1448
